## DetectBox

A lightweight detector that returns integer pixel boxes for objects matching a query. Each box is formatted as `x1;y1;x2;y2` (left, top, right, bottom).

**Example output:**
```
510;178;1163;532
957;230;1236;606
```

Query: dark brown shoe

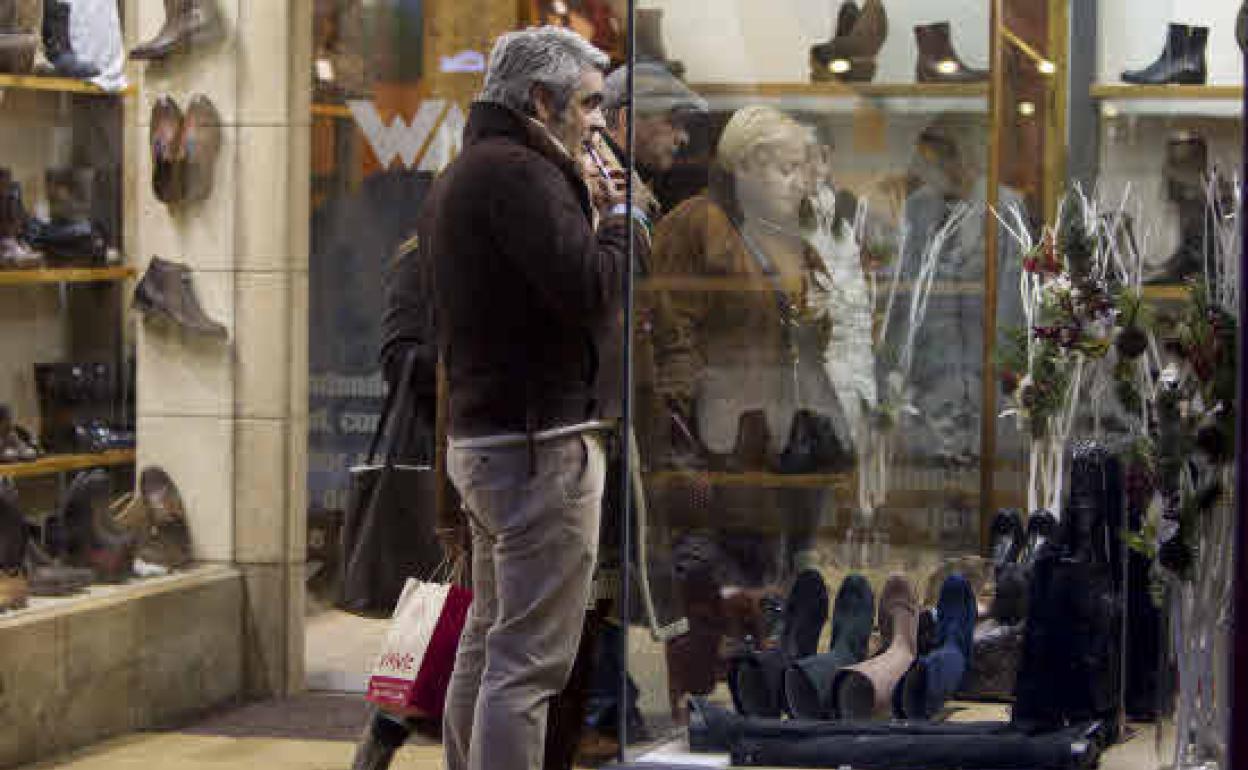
915;22;988;83
130;0;224;60
810;0;888;82
59;469;134;583
133;256;227;336
150;96;185;205
181;94;222;202
115;466;193;571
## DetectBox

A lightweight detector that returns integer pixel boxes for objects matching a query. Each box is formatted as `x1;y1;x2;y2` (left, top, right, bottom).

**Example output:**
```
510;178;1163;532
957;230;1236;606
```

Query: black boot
915;22;987;83
989;508;1024;568
58;469;134;583
41;0;97;78
31;168;106;265
1121;23;1208;85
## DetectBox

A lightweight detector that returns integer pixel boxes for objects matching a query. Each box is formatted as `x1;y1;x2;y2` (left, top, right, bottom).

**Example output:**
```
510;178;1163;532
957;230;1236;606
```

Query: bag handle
366;349;424;467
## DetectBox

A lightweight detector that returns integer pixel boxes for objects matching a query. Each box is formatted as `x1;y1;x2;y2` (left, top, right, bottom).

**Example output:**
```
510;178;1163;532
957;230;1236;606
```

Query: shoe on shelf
810;0;888;83
41;0;97;78
130;0;224;61
830;574;918;719
915;22;988;83
0;479;30;612
150;96;186;205
1121;23;1208;86
0;405;39;463
989;508;1024;569
57;469;135;583
0;168;43;269
893;573;976;720
784;574;873;719
115;466;193;571
132;256;228;337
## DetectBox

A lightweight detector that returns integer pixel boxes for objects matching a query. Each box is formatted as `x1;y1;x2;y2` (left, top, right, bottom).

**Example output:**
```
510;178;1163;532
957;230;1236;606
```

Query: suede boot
1121;23;1208;85
182;94;222;203
894;574;976;719
132;256;228;336
831;574;918;719
130;0;224;60
784;574;873;719
0;0;37;73
809;0;888;82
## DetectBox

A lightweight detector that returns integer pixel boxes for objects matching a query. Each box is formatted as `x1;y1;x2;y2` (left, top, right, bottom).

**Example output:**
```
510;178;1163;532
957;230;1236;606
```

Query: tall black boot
1121;23;1208;85
41;0;97;78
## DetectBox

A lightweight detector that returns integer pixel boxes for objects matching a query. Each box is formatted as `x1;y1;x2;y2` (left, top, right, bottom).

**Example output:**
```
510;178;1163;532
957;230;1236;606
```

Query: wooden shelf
0;449;136;480
645;469;854;490
638;276;985;296
692;82;989;99
312;102;353;119
1090;84;1243;100
0;266;135;286
0;73;132;96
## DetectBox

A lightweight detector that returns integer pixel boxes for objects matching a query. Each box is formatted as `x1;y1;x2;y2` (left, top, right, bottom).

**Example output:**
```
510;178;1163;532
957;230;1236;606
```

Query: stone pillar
130;0;311;697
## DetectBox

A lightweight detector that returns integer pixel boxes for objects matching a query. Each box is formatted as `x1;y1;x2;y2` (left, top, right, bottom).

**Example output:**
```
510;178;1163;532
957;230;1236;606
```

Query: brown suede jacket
426;101;648;439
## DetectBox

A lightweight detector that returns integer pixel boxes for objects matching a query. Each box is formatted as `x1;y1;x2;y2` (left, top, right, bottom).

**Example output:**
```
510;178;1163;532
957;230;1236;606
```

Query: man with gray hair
407;25;646;770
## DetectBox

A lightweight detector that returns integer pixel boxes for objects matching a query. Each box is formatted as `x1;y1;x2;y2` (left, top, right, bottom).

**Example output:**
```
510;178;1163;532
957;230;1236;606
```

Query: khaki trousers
443;433;606;770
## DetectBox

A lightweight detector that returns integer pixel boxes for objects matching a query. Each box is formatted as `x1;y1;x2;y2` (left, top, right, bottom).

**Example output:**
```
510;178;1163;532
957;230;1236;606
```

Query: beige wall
126;0;312;697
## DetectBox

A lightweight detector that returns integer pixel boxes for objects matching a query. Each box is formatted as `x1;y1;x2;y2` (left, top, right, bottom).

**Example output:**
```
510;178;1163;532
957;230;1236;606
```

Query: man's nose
587;107;607;131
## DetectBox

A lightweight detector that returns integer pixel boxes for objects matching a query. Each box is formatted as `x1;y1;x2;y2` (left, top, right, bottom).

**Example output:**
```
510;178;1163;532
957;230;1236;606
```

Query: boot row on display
0;467;193;613
810;4;987;86
679;440;1131;767
0;166;110;269
33;361;134;454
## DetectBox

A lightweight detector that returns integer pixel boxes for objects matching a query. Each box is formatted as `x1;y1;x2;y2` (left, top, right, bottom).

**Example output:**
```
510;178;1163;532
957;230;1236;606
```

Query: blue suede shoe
894;573;977;719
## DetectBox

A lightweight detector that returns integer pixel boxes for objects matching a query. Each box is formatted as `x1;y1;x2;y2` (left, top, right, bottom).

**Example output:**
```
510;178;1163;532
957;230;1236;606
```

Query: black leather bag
339;352;442;617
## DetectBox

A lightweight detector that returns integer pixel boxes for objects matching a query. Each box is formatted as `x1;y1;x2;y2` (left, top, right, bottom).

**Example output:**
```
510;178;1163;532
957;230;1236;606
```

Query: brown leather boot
831;573;918;718
132;256;227;336
915;22;988;83
0;169;41;269
181;94;222;203
115;466;193;571
130;0;224;60
0;0;37;74
810;0;888;82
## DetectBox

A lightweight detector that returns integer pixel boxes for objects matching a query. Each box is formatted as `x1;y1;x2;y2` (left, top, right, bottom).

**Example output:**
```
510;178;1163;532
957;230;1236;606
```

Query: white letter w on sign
348;99;464;171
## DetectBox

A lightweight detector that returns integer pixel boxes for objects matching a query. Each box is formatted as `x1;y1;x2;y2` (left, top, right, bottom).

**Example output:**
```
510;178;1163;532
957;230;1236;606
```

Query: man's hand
581;154;628;212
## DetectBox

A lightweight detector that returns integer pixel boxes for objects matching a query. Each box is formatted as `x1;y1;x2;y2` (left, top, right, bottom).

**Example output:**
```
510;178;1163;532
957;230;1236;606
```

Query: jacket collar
465;102;589;213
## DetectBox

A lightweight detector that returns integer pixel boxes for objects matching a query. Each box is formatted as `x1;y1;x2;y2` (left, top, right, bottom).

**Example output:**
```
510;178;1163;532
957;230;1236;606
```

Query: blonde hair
716;105;810;173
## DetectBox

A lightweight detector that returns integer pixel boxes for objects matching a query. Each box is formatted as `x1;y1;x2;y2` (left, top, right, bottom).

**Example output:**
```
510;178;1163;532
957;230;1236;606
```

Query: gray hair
479;26;609;115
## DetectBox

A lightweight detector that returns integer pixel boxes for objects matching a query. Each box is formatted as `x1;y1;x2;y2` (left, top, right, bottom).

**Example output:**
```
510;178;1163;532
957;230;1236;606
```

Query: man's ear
529;83;554;122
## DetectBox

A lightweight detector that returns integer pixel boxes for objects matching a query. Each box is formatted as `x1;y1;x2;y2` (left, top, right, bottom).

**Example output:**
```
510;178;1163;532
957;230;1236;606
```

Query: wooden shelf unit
691;82;990;99
0;266;135;286
0;449;137;480
0;73;133;96
644;469;854;490
312;102;353;119
1090;84;1243;100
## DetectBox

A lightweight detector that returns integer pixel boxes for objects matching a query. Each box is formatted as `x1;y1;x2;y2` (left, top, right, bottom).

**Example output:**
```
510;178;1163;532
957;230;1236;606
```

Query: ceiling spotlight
829;59;852;74
1037;59;1056;75
936;59;959;75
1018;101;1036;117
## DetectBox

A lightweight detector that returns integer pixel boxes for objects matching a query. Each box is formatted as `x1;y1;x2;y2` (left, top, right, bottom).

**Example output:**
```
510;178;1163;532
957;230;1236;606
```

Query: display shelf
638;276;985;296
0;449;136;480
312;102;353;119
0;266;135;286
0;73;133;96
692;82;989;98
644;469;854;490
1090;84;1243;100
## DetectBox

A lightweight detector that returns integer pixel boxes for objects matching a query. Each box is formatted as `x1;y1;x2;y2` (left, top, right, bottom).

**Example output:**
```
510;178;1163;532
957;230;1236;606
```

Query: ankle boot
809;0;887;83
961;618;1024;701
1163;130;1209;203
41;0;96;77
59;469;134;583
727;409;770;472
1122;23;1208;85
915;22;987;83
831;574;918;719
130;0;224;61
0;169;42;268
0;480;29;612
894;574;976;720
634;8;683;79
34;167;106;265
784;574;873;719
132;256;228;336
0;0;37;73
115;466;194;571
